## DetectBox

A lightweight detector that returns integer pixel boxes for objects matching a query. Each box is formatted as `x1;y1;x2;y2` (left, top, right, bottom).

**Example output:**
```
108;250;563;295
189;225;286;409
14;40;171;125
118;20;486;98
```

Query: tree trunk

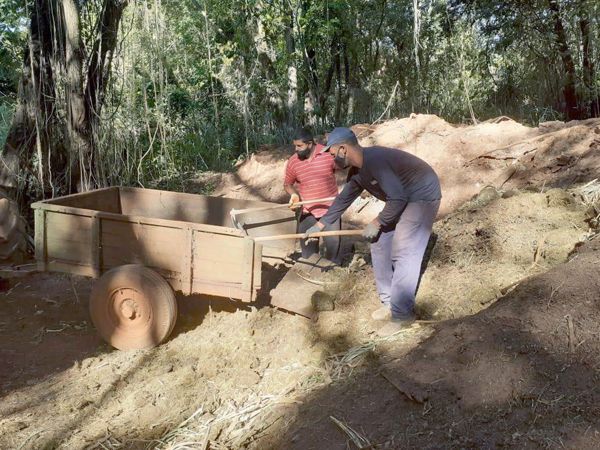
333;49;342;124
62;0;94;192
0;0;67;204
548;0;580;120
579;12;598;117
0;0;128;210
285;5;298;126
84;0;129;186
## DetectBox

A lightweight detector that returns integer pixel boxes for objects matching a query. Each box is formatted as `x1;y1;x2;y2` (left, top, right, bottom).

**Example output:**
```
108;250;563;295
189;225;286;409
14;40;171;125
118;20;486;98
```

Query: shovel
230;196;336;231
254;229;364;242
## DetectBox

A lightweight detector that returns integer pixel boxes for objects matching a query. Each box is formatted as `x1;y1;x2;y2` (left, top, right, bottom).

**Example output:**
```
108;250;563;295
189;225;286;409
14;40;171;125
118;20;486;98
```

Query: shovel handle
230;197;336;216
254;229;364;242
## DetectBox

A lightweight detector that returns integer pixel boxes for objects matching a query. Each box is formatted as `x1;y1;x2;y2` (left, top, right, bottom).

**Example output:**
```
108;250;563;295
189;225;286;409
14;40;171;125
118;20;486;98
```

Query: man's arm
377;199;408;228
318;175;364;226
283;160;301;208
284;183;299;197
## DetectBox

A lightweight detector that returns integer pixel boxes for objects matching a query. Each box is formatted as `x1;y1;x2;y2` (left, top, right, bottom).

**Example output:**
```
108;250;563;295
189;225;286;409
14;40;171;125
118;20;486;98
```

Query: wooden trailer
32;186;296;350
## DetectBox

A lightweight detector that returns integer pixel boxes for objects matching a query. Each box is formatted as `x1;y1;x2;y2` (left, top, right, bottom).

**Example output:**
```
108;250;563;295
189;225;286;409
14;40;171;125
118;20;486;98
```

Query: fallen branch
329;416;372;449
466;141;539;165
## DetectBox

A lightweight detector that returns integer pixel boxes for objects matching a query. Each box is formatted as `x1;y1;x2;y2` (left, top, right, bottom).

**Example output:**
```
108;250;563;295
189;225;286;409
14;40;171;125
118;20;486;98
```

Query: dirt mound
267;235;600;449
468;119;600;193
188;115;600;224
417;187;593;319
186;148;291;204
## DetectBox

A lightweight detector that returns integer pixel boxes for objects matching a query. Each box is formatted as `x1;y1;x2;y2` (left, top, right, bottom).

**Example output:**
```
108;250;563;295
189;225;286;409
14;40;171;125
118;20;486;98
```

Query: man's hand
288;193;301;210
303;222;325;243
362;220;381;243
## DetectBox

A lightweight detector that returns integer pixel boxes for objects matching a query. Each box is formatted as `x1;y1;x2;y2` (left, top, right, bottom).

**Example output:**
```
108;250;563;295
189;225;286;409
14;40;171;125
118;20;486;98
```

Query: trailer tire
90;264;177;350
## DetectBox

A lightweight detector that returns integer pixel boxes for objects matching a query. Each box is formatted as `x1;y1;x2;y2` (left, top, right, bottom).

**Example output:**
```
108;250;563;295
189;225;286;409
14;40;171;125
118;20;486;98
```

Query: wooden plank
34;186;120;213
46;239;93;265
119;187;297;252
34;209;47;272
190;279;247;300
181;228;194;295
253;243;262;291
46;212;93;242
32;202;245;237
47;260;95;277
101;220;185;273
91;216;101;278
269;254;336;319
190;231;257;302
192;232;247;285
241;238;254;297
45;213;93;265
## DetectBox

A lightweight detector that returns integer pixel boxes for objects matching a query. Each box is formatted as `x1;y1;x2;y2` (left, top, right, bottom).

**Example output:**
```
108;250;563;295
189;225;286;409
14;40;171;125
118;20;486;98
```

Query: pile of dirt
264;235;600;449
186;146;291;204
187;114;600;224
417;186;594;319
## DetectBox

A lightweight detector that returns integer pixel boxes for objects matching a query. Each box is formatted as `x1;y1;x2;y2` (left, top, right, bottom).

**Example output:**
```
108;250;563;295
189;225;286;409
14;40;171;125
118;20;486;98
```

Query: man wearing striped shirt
284;129;341;262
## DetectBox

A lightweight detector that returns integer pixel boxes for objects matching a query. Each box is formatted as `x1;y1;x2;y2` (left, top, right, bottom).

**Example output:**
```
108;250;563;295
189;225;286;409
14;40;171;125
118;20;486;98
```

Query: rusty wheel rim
107;287;152;335
90;265;177;350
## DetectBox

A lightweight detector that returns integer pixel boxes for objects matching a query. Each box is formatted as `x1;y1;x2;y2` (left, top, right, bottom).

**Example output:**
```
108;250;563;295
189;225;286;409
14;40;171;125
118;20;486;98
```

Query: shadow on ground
0;272;108;398
260;237;600;449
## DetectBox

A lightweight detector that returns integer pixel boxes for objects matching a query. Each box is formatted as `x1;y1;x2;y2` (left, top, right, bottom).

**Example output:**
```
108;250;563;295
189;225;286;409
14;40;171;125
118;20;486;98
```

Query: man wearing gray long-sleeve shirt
305;127;441;336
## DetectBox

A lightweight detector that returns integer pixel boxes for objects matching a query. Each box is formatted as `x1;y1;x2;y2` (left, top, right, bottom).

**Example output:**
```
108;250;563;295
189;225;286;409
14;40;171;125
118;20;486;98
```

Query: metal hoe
230;197;335;232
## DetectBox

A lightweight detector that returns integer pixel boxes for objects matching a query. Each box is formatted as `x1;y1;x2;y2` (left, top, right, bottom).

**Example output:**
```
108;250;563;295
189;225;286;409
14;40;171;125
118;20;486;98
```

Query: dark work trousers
297;212;341;263
370;200;440;320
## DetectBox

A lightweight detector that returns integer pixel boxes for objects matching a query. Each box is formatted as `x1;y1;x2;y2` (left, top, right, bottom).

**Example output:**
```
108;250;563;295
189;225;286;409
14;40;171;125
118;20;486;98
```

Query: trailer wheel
89;264;177;350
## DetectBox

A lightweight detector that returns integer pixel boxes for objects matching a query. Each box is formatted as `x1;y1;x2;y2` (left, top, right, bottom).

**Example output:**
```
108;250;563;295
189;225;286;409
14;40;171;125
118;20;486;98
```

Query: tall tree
0;0;128;208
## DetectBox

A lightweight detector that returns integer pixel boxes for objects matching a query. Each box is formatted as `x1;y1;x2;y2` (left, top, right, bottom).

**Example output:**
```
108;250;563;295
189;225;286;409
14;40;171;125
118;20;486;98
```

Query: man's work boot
376;317;416;337
371;305;391;321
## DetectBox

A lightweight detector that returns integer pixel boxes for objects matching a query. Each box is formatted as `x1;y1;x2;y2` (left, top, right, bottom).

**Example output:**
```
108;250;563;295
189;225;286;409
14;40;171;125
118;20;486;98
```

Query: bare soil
418;187;594;319
266;235;600;449
188;115;600;223
1;115;600;449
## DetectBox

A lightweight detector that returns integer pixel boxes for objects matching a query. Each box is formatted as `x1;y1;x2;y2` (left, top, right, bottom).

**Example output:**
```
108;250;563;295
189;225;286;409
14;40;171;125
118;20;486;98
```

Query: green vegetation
0;0;598;203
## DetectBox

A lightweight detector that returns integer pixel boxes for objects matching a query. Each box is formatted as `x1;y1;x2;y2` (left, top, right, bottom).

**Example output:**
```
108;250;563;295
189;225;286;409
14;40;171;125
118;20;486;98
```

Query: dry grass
130;325;420;450
579;179;600;205
326;329;416;380
151;387;297;450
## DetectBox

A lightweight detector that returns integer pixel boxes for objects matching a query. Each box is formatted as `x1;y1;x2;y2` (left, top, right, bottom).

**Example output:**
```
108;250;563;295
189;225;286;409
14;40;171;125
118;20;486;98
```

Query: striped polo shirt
284;144;339;218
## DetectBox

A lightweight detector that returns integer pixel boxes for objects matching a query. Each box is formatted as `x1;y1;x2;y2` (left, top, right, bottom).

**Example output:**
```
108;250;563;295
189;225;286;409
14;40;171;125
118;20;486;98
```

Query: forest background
0;0;598;211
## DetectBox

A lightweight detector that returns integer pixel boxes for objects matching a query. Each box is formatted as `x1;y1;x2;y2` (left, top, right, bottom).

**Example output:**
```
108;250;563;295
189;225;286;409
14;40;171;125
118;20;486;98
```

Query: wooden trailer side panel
44;186;121;213
100;219;186;279
35;210;97;277
34;205;260;302
190;232;257;302
118;187;296;258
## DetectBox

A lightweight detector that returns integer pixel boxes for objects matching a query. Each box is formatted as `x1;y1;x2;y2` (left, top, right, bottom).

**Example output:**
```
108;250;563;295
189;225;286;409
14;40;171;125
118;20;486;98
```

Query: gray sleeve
377;200;408;228
319;176;364;225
